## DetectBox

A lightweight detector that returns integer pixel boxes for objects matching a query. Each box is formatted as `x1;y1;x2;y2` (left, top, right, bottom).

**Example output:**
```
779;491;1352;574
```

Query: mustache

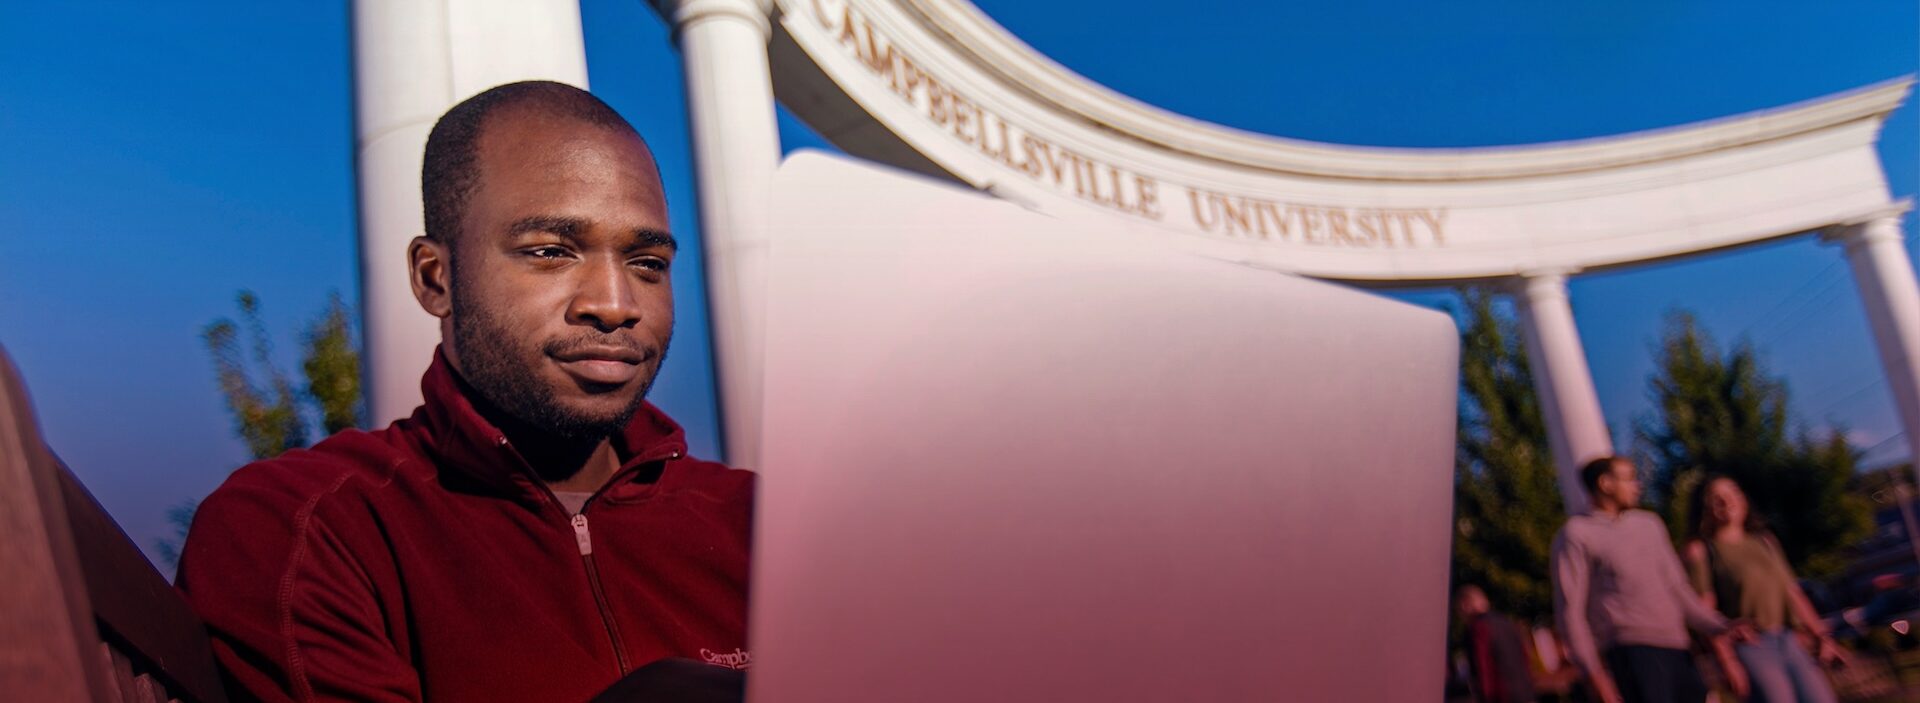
543;333;651;360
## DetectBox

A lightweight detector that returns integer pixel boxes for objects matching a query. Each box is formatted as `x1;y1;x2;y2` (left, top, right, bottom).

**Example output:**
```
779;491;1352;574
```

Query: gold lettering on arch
807;0;1451;248
1181;187;1449;249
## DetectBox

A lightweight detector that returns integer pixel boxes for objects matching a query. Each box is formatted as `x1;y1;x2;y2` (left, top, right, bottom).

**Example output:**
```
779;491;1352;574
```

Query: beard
450;290;668;443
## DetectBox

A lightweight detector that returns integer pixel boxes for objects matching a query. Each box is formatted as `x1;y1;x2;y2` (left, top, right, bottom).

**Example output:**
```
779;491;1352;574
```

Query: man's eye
632;257;671;272
526;246;570;259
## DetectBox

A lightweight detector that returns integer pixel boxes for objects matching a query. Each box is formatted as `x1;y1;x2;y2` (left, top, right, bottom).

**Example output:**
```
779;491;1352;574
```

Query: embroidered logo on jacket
700;647;753;670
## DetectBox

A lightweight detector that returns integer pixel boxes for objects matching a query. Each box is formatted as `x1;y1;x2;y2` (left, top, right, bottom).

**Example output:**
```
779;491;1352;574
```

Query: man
1552;456;1735;703
179;81;752;702
1454;585;1538;703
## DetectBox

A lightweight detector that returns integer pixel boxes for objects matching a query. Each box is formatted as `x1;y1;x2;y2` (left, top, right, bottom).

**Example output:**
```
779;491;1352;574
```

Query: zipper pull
571;514;593;556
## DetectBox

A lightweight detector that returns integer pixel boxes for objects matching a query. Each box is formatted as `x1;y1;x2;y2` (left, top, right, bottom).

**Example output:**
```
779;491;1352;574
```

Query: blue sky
0;1;1913;566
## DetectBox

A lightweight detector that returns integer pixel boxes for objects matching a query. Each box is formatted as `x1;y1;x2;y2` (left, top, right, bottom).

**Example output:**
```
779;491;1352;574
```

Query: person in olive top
1552;456;1737;703
1683;474;1845;702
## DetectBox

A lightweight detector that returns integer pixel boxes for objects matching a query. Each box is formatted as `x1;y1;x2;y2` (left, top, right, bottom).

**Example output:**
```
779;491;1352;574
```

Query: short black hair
1580;456;1622;496
421;80;639;248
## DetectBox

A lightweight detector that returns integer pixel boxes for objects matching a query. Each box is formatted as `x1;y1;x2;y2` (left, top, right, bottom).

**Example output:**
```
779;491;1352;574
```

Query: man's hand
1589;672;1625;703
1726;619;1758;643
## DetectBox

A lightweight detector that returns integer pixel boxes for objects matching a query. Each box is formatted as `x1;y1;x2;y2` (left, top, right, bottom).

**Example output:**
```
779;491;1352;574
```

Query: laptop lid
749;152;1458;702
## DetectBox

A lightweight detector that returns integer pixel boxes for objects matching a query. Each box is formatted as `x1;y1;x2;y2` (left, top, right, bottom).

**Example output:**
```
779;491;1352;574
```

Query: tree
1451;287;1568;623
204;290;309;458
156;290;363;568
303;293;363;435
1637;312;1871;577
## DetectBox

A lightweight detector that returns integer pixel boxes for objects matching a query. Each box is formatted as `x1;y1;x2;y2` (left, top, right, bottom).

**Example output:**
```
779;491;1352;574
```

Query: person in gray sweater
1552;456;1740;703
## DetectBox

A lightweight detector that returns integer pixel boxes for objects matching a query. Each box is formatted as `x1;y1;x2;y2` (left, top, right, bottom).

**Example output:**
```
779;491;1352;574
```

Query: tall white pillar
1513;271;1613;515
1827;204;1920;462
653;0;782;468
353;0;590;425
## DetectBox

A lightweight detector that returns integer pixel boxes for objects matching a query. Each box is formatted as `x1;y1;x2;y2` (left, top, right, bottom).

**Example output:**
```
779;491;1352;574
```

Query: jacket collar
409;347;689;506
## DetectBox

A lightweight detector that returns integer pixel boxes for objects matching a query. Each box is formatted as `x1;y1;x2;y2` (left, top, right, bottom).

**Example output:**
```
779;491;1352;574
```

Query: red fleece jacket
177;353;753;702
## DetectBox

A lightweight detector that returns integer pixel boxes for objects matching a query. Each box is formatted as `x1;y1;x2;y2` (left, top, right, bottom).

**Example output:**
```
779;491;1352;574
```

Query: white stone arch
351;1;1917;509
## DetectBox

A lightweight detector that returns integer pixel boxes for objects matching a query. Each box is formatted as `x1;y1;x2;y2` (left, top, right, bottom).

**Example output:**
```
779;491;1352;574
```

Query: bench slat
0;345;229;703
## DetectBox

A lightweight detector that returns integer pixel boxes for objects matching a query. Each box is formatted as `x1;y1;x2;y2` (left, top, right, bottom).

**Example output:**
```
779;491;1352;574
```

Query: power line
1808;377;1889;419
1735;257;1845;342
1861;431;1909;461
1752;277;1853;349
1733;228;1914;347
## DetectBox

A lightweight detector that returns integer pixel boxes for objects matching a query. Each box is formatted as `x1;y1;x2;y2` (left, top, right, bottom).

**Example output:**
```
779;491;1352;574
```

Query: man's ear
409;236;453;319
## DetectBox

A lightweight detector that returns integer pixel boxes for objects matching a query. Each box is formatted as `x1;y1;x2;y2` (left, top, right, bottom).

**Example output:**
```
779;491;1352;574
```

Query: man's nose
567;256;643;332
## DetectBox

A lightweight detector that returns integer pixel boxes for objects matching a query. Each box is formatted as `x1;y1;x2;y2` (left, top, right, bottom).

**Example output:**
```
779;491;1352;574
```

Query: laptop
749;152;1458;702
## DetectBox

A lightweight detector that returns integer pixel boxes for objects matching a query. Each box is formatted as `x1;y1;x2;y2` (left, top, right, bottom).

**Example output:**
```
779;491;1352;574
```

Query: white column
1828;205;1920;462
353;0;590;425
654;0;782;468
1513;271;1613;515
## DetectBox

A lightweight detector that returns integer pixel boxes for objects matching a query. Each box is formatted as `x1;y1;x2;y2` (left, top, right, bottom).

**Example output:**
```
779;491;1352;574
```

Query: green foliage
303;292;363;434
204;290;308;459
160;290;363;569
1451;287;1567;623
1637;312;1872;578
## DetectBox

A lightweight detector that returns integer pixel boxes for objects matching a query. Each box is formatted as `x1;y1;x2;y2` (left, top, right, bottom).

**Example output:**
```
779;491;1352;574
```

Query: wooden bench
0;344;229;703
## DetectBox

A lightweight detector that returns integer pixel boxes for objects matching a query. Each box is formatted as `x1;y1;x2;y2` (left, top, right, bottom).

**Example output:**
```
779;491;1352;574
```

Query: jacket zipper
503;435;683;679
572;513;633;675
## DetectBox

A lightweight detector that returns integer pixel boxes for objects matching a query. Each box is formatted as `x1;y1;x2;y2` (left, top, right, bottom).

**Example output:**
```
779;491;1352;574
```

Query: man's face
424;109;675;440
1602;459;1642;507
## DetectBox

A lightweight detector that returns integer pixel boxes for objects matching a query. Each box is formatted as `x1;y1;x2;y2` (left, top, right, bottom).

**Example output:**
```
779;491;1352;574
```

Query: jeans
1733;630;1836;703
